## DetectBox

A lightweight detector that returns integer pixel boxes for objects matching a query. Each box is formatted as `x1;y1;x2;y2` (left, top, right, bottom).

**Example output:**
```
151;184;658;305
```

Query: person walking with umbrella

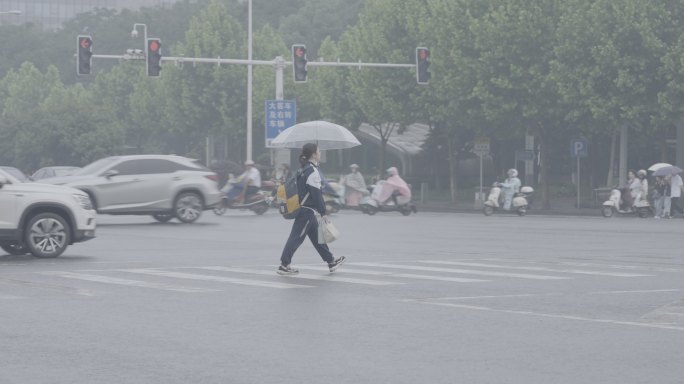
277;143;346;275
652;165;684;217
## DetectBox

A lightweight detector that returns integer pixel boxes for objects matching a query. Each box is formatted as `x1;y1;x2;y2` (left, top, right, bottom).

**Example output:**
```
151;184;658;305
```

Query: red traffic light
292;44;308;83
416;47;430;84
149;40;160;53
77;35;93;76
79;37;91;49
147;38;162;77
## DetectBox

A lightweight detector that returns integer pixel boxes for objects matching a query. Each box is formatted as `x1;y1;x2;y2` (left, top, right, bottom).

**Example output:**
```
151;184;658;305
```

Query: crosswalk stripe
194;266;401;286
419;261;652;277
122;269;313;289
484;258;683;273
297;266;488;283
42;272;219;293
1;276;96;296
558;261;682;273
350;262;568;280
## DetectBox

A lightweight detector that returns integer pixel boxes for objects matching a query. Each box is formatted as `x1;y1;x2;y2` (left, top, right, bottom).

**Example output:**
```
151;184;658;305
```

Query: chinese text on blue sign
265;100;297;148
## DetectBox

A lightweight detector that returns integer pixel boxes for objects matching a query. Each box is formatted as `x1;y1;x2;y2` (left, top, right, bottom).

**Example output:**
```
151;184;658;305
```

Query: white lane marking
484;258;683;273
297;266;488;283
0;276;96;296
419;260;652;277
588;289;682;295
42;272;218;293
351;262;568;280
426;293;561;300
429;289;681;301
194;266;400;286
559;261;683;273
122;269;312;289
406;300;684;332
0;293;21;300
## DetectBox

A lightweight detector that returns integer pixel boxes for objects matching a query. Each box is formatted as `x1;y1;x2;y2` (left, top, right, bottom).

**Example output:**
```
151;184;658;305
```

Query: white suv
0;169;96;258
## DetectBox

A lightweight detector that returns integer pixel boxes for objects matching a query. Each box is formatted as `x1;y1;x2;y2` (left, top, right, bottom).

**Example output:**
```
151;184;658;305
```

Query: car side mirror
104;169;120;179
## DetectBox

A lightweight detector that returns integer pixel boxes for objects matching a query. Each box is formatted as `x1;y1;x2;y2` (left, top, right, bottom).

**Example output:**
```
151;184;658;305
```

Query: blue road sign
265;100;296;148
570;138;588;158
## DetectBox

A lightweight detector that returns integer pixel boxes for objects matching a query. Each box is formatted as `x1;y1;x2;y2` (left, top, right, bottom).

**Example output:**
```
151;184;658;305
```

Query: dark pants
280;208;333;266
671;196;683;215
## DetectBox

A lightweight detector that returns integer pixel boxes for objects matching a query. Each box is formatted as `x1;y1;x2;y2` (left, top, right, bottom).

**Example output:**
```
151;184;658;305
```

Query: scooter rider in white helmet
498;168;521;211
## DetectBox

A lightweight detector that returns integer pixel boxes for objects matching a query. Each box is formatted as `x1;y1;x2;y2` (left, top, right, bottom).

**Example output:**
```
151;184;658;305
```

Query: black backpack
275;165;311;219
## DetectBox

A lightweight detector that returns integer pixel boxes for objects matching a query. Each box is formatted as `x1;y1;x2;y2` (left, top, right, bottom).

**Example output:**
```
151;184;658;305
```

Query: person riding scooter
226;159;262;203
619;170;643;211
342;164;368;207
497;168;521;211
374;166;411;205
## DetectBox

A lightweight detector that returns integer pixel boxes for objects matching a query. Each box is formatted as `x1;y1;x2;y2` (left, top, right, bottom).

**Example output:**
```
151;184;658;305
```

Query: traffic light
147;38;162;77
416;47;430;84
292;44;307;83
77;35;93;76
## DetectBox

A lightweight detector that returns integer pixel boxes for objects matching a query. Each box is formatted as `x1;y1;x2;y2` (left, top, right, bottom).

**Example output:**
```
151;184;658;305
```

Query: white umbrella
270;120;361;150
648;163;672;171
652;165;684;177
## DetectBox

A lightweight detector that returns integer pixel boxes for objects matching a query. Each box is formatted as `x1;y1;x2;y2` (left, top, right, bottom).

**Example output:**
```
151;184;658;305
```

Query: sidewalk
417;197;599;216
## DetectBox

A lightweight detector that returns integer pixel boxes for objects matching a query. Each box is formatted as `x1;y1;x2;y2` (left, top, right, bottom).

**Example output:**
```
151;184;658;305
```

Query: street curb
416;204;600;217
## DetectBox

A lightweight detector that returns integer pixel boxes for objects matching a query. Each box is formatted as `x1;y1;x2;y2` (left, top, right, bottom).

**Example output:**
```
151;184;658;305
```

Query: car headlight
72;194;93;210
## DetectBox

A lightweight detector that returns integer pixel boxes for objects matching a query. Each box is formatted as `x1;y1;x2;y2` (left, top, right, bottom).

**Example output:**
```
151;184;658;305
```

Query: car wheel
0;243;29;256
24;212;71;258
152;213;174;223
174;192;203;223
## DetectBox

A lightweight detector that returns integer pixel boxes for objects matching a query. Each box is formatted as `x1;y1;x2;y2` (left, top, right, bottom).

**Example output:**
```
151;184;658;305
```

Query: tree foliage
2;0;684;208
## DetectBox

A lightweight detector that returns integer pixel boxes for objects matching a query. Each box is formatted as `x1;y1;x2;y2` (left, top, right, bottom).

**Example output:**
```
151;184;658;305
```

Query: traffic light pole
90;54;416;69
86;53;418;164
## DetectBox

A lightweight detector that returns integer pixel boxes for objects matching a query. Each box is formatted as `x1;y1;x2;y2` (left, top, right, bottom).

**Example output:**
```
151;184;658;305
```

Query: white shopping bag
317;218;340;244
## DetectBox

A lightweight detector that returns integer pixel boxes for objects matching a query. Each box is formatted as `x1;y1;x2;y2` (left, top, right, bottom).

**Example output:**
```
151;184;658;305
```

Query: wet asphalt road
2;210;683;384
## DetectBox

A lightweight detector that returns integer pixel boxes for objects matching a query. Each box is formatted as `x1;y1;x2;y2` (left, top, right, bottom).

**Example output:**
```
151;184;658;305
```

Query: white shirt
306;167;322;189
670;175;683;198
241;167;261;188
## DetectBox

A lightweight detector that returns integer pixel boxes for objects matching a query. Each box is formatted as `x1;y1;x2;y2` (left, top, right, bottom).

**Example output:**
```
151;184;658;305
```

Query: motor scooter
359;181;417;216
213;176;270;216
601;188;652;218
483;183;533;216
323;181;345;214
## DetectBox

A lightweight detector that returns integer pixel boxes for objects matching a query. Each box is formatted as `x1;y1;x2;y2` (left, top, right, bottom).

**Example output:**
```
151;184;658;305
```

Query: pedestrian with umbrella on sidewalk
652;165;684;217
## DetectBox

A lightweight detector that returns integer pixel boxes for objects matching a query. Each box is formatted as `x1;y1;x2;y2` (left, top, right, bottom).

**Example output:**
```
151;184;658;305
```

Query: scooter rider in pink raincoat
375;166;411;204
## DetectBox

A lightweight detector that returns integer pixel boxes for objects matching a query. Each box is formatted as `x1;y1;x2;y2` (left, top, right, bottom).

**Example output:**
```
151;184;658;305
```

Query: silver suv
40;155;221;223
0;169;96;258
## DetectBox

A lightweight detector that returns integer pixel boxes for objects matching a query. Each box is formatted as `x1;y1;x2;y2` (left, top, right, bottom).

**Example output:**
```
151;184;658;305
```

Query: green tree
467;0;569;208
336;0;422;174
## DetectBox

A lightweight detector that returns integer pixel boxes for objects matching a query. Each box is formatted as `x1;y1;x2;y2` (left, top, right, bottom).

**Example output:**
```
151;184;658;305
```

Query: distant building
0;0;184;30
